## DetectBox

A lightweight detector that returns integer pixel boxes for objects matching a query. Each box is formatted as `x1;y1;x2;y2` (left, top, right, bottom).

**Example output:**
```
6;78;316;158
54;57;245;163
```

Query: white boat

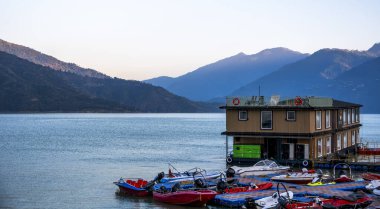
229;160;290;177
365;180;380;195
159;166;221;183
255;191;294;209
271;173;318;184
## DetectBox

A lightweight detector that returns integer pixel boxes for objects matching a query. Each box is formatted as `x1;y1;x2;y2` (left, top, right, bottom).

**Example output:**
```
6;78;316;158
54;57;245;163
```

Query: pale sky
1;0;379;80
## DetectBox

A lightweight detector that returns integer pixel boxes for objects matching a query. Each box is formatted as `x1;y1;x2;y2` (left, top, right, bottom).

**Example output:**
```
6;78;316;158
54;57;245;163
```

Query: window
343;109;347;125
343;132;347;148
348;109;351;124
286;111;296;121
356;108;360;122
352;131;356;145
261;111;272;129
238;111;248;121
317;138;323;157
326;137;331;154
316;111;322;130
356;130;360;143
337;134;341;150
326;110;331;128
352;109;355;123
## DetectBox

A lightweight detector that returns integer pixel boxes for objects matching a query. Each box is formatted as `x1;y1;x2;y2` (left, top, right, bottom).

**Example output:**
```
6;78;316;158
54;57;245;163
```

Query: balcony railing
226;96;333;108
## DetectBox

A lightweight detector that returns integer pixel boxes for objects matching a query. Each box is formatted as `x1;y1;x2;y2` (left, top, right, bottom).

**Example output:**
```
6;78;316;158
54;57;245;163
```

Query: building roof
220;96;362;110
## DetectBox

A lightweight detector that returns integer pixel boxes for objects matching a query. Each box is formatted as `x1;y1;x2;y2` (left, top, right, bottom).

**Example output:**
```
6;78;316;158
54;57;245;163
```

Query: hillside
0;39;108;78
0;51;219;113
145;48;308;101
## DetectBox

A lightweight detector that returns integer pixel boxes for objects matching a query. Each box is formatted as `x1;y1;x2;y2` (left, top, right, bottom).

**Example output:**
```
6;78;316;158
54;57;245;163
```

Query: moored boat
321;193;373;208
160;165;221;183
220;182;273;194
229;160;290;177
271;169;319;185
114;178;151;197
365;180;380;195
334;175;354;183
362;172;380;181
153;189;218;206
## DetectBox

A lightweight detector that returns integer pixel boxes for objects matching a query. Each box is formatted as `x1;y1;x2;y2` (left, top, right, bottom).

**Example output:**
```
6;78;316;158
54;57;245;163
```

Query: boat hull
322;196;373;209
362;172;380;181
271;176;314;184
114;179;150;197
239;169;288;177
153;190;218;206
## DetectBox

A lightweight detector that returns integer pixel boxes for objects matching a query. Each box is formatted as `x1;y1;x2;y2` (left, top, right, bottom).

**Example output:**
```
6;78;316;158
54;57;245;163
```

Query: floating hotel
221;96;366;168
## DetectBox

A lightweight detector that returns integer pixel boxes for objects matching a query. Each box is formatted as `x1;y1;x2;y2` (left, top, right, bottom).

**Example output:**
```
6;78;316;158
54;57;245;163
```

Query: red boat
153;189;218;206
282;195;372;209
358;147;380;155
114;178;151;197
223;182;273;194
284;202;322;209
362;172;380;181
334;175;354;183
322;195;373;208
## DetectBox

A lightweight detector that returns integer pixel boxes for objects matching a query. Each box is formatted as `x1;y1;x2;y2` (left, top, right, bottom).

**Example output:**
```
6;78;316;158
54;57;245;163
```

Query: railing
225;96;333;107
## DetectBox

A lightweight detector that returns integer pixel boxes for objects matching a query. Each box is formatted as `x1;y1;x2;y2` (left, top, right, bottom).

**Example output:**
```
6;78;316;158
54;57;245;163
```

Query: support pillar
226;135;229;158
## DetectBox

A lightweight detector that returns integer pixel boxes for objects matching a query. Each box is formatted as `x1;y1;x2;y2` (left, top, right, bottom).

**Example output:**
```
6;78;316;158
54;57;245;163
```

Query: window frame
238;110;248;121
326;136;331;154
337;134;341;151
260;111;273;130
352;109;355;124
316;110;322;130
343;109;347;125
326;110;331;129
343;132;347;148
356;108;360;122
348;109;351;124
317;138;323;157
286;111;296;121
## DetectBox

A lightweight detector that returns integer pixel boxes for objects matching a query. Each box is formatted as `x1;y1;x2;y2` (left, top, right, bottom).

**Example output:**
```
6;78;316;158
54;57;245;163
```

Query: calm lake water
0;114;379;209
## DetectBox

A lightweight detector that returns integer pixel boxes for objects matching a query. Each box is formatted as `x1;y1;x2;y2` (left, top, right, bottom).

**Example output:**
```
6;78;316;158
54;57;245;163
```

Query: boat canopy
254;160;278;168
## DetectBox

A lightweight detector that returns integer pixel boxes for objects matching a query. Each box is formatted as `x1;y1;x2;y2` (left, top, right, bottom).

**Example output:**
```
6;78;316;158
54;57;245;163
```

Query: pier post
226;135;228;158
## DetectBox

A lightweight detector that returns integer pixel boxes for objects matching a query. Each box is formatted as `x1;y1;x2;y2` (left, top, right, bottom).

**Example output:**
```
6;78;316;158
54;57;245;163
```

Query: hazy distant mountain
0;39;108;78
230;46;379;112
144;76;175;88
0;51;219;113
326;56;380;113
145;48;308;101
232;48;375;96
368;43;380;57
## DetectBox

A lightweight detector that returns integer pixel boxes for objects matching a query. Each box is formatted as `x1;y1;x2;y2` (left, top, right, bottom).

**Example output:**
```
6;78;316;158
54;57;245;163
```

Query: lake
0;113;379;209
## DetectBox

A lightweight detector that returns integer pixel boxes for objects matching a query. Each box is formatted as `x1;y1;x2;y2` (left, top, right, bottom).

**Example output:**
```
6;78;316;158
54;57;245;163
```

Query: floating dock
214;176;369;207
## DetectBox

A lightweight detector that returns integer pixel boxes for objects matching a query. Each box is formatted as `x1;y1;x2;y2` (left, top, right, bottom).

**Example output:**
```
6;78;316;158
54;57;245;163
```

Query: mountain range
0;41;219;113
1;38;379;113
146;43;380;113
145;48;308;101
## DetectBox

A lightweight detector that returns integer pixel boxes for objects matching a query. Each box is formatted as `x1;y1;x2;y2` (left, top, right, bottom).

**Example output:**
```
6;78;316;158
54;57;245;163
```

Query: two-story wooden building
221;96;362;165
